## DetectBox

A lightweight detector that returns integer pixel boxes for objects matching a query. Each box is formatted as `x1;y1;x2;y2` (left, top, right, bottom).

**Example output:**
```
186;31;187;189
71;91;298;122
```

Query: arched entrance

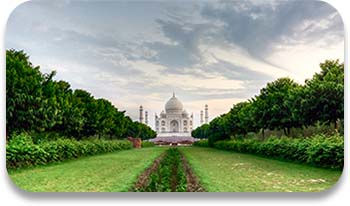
170;120;179;132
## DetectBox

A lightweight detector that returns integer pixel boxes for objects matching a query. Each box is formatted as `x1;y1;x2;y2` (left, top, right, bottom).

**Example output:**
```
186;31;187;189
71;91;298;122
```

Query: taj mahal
156;92;193;134
138;93;208;144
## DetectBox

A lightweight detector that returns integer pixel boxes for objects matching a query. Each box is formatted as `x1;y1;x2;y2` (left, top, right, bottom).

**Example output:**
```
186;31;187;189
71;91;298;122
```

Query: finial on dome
173;91;175;97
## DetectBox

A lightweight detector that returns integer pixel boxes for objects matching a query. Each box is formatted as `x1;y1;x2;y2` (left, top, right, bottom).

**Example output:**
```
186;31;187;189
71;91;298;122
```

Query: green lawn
8;146;342;192
8;147;167;192
180;147;342;192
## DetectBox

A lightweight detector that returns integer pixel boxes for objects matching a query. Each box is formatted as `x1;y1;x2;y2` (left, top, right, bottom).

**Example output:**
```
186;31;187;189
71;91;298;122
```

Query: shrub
305;135;344;168
6;133;133;169
195;134;343;169
193;140;209;147
141;141;155;148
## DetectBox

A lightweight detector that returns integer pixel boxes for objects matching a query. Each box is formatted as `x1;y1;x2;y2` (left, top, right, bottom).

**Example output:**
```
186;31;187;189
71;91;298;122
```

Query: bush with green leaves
193;140;209;147
195;134;343;169
141;141;155;148
6;133;132;169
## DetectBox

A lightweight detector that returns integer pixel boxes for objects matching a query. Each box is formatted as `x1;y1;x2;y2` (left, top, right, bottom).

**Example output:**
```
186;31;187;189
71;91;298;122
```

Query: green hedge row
193;139;209;147
194;134;343;169
141;141;155;148
6;133;133;169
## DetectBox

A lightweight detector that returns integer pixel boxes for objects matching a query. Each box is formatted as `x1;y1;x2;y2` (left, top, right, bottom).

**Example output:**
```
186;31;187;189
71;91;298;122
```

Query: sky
6;0;344;130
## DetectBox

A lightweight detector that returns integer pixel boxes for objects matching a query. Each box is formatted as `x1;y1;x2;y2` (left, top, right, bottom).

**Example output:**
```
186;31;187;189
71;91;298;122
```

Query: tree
52;81;85;137
237;100;259;137
256;77;300;136
6;49;157;140
110;109;128;139
251;95;270;139
73;89;97;138
191;124;210;139
302;60;344;129
6;49;47;134
207;115;230;146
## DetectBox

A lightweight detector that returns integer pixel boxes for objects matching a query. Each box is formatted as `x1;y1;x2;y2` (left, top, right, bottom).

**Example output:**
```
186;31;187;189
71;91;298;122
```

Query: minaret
190;113;194;131
139;105;144;123
205;104;209;124
200;110;204;125
155;113;158;132
145;111;148;125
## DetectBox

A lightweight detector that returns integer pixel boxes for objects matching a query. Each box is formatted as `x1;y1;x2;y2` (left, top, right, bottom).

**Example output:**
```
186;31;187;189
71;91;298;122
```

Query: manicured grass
180;147;342;192
8;147;167;192
8;146;342;192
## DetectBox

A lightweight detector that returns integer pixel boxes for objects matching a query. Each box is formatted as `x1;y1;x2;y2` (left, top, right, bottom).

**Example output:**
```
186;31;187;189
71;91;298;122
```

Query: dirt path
180;153;206;192
131;152;166;191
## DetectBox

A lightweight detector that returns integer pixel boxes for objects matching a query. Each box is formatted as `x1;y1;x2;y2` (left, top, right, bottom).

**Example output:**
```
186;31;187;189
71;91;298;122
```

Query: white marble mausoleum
155;93;193;137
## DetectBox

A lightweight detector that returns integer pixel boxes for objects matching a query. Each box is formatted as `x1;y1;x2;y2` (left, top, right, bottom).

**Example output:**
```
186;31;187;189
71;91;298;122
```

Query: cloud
200;0;343;58
143;18;216;68
5;0;344;129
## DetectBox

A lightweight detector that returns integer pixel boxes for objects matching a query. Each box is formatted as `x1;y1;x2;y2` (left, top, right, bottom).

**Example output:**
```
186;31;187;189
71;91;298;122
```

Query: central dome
165;93;183;113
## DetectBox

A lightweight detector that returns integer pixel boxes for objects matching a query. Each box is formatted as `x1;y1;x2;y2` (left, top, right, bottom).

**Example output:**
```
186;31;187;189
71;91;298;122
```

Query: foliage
137;148;187;192
199;134;344;169
192;59;344;144
141;141;155;148
6;133;132;169
207;115;231;146
256;78;301;135
6;49;156;140
191;124;209;139
193;139;209;147
125;117;157;140
302;60;344;127
252;122;339;139
6;50;49;133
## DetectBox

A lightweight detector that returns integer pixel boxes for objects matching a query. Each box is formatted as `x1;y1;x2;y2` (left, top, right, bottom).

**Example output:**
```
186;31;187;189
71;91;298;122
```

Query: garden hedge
194;134;343;169
6;133;133;169
141;141;155;148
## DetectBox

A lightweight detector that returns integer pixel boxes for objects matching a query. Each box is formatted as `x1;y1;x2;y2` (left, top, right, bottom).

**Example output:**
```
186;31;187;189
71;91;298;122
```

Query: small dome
165;93;183;113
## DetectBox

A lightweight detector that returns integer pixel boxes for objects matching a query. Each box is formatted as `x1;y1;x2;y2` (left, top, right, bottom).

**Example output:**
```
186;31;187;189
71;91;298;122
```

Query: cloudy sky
6;0;344;129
